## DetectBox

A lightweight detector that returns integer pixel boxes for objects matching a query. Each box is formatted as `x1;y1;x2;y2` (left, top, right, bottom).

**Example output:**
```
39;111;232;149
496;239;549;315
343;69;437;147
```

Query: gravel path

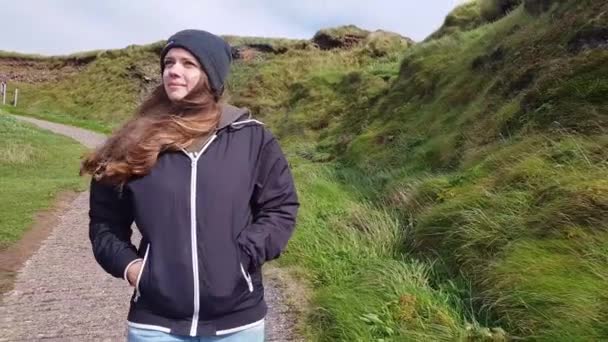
0;116;300;341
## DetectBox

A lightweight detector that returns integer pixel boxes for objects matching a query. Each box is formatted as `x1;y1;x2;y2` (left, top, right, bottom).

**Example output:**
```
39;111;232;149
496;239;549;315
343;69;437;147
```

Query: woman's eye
164;60;174;67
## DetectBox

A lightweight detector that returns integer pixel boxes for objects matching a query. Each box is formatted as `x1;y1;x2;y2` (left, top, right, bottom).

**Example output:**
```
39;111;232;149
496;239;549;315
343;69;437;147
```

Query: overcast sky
3;1;468;56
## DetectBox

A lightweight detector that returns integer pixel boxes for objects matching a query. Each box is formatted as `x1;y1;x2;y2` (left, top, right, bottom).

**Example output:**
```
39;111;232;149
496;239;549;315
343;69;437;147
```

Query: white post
13;88;18;107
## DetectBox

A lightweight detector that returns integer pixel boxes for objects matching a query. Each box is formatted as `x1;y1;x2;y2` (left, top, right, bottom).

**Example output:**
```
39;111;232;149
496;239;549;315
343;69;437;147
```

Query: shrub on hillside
427;1;484;40
362;30;413;57
480;0;522;21
524;0;557;15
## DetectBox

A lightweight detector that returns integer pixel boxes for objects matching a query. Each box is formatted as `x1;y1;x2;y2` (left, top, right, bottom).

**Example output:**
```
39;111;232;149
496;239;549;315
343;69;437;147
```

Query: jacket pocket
198;242;254;319
133;243;194;318
134;244;150;302
203;243;246;298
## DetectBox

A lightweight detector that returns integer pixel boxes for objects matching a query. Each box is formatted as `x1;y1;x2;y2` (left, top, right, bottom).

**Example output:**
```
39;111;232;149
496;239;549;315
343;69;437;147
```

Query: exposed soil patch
0;58;88;83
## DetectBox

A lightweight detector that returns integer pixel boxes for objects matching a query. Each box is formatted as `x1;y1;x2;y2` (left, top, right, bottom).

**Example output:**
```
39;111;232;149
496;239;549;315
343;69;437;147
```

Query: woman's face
162;48;203;102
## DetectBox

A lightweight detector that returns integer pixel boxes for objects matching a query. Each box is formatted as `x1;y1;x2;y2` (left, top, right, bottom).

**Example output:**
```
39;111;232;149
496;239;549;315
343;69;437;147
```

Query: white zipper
240;263;254;292
134;244;151;302
185;134;217;336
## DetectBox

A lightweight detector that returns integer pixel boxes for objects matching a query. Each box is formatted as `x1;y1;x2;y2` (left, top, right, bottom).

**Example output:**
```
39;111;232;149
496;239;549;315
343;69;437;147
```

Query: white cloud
2;0;458;55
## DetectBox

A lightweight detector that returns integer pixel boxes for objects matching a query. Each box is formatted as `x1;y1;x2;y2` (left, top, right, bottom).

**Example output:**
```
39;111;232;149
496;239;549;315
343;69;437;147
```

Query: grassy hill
2;0;607;339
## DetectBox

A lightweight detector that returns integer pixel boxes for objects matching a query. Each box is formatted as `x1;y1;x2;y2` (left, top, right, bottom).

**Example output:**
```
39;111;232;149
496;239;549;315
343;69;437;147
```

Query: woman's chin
167;91;186;102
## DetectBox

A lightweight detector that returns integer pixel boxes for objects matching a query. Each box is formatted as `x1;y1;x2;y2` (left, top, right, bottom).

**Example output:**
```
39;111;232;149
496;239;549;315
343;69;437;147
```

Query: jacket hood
218;104;251;131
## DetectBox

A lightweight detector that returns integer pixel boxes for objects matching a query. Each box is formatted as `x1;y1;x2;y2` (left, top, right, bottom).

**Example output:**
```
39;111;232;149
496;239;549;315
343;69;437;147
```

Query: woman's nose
167;63;183;76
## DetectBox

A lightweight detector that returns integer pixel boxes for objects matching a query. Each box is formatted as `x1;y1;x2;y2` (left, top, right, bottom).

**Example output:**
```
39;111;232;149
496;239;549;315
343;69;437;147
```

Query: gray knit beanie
160;29;233;97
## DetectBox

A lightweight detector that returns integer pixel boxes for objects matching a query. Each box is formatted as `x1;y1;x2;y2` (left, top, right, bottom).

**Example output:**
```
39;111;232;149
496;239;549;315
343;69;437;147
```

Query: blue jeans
127;322;265;342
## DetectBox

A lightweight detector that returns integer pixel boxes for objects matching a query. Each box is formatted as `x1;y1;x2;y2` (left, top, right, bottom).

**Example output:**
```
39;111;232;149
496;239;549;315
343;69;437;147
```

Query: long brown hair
80;73;221;185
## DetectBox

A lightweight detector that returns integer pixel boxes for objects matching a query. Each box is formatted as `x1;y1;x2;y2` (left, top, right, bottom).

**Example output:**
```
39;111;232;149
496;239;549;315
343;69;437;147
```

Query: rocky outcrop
312;25;370;50
231;43;288;61
312;25;413;53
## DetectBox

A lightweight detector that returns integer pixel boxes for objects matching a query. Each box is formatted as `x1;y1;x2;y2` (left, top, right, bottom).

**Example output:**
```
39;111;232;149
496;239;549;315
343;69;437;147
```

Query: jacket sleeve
237;135;299;271
88;178;140;280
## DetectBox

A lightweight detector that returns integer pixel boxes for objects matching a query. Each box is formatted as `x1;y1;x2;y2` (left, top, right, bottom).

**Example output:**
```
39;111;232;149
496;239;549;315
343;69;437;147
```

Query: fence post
14;88;19;107
1;82;5;105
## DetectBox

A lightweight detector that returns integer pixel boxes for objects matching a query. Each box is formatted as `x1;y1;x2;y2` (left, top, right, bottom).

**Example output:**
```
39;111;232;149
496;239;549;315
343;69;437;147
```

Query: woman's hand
126;260;143;287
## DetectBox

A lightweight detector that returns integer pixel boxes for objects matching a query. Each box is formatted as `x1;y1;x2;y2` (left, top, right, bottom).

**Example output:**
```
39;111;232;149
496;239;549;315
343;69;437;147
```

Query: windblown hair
80;73;221;185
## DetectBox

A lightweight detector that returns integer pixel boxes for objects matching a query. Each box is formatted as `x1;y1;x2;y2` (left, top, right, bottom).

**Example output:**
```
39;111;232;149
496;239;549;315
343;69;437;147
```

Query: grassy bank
0;112;88;248
279;156;509;341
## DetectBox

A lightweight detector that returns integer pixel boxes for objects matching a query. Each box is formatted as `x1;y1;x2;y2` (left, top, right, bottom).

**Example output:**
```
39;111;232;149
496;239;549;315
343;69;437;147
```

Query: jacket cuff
123;258;143;283
114;247;141;279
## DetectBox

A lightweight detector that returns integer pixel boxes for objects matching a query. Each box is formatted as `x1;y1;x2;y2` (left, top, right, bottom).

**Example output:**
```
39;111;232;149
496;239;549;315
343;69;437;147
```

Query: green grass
2;105;111;134
287;133;607;341
0;113;88;248
400;135;608;339
279;158;508;341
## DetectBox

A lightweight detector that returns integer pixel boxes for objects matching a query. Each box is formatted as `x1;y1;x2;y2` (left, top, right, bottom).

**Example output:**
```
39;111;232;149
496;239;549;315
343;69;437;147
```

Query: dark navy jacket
88;105;299;336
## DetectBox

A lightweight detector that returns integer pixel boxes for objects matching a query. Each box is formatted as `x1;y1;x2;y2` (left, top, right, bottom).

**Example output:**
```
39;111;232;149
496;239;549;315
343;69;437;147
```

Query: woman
81;29;299;342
